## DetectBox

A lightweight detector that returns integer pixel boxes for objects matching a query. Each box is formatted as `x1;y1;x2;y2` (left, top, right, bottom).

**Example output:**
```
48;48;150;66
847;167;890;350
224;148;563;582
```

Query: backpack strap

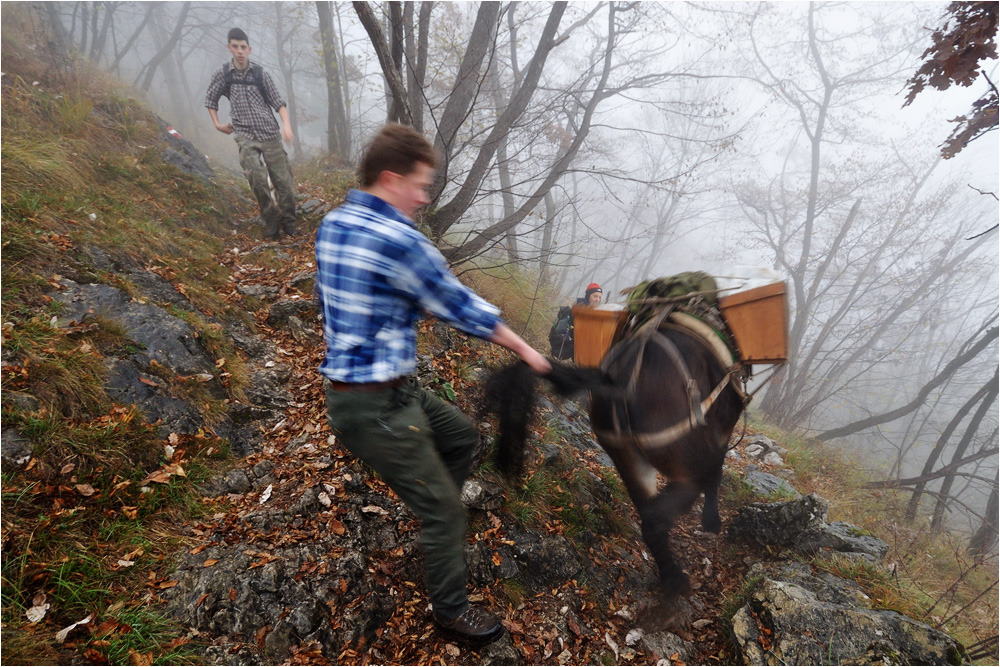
222;62;270;104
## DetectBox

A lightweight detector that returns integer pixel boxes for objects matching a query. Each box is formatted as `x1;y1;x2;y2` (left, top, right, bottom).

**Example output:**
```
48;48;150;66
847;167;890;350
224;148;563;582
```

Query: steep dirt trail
187;216;757;665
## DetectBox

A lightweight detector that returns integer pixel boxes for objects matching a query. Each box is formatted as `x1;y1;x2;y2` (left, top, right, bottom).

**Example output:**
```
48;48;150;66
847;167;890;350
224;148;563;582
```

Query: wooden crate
718;282;788;364
573;306;627;368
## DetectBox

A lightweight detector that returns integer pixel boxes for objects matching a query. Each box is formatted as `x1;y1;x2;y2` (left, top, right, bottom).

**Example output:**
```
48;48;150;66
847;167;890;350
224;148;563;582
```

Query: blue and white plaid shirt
315;189;501;383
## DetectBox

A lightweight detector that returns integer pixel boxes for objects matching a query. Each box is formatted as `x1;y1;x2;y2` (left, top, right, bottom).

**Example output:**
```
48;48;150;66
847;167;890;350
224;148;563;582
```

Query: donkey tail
484;361;613;477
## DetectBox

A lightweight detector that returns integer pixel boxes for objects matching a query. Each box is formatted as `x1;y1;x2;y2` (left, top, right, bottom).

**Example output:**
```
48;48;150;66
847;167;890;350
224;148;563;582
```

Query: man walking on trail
205;27;298;239
316;124;551;643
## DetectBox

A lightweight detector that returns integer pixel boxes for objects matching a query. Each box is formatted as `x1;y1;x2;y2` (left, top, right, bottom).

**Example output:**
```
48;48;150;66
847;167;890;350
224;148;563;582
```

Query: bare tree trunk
139;1;190;93
143;4;183;120
68;2;80;45
968;470;999;555
403;3;419;132
109;2;156;74
317;1;351;159
867;448;1000;489
749;6;938;425
403;1;432;133
426;1;566;242
43;3;72;66
386;2;405;123
640;192;680;279
931;372;999;530
485;33;518;262
539;191;558;285
553;173;580;296
89;1;117;63
353;1;411;125
334;3;354;142
906;376;997;522
90;1;98;57
430;1;501;196
274;3;302;157
79;1;90;55
169;38;199;131
818;327;998;441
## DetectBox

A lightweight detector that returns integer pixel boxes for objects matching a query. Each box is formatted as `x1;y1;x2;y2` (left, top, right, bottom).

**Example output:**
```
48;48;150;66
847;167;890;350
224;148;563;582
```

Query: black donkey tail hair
484;360;615;478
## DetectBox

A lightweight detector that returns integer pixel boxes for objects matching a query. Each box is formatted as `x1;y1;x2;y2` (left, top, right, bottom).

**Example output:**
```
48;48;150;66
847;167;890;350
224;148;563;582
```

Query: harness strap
595;317;745;452
595;367;736;451
647;331;704;428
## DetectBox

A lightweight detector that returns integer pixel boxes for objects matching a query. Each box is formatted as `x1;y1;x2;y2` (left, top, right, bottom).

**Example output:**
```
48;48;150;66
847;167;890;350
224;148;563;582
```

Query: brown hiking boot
433;606;503;643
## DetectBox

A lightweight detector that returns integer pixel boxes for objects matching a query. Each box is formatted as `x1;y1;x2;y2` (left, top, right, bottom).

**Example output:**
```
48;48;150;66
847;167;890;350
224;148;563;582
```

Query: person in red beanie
549;283;603;360
583;283;603;305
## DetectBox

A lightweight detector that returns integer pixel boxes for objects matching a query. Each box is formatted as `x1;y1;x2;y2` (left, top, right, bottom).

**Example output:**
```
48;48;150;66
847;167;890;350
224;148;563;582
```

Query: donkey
485;316;746;595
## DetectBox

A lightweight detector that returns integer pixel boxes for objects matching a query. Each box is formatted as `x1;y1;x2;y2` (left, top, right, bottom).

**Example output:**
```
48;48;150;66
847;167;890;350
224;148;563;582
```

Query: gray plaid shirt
205;61;286;142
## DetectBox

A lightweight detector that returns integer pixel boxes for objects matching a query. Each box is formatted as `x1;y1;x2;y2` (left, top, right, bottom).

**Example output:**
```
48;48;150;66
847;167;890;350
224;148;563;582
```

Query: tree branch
816;326;998;441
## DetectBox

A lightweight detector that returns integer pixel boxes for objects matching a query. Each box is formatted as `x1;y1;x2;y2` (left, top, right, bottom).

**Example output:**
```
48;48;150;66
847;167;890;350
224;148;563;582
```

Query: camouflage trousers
234;135;296;237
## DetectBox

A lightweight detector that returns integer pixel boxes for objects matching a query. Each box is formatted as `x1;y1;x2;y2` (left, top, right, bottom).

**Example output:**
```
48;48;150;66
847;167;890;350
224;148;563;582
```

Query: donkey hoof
701;515;722;533
660;570;691;597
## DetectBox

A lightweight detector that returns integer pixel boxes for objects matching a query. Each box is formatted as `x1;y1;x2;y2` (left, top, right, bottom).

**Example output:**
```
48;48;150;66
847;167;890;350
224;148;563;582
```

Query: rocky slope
9;201;962;665
0;18;976;663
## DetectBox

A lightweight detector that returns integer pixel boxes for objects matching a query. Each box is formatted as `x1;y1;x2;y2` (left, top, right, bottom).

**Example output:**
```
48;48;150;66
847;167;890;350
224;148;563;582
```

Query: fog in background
30;1;999;549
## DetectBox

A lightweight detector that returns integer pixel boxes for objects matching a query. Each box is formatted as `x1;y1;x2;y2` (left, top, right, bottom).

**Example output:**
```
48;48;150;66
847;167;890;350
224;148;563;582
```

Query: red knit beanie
585;283;602;299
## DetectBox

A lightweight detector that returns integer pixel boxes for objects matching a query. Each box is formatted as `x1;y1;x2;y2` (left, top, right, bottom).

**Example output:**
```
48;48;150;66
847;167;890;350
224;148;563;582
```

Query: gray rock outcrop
54;279;219;381
731;564;963;665
157;117;214;183
2;428;33;469
48;278;284;450
728;493;889;562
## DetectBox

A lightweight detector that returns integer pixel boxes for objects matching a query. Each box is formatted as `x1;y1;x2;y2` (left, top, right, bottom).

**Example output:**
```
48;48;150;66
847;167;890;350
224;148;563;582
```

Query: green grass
719;570;766;646
498;442;639;549
99;605;201;665
721;468;758;507
54;91;94;134
0;10;250;664
811;554;927;618
499;580;527;609
460;264;566;350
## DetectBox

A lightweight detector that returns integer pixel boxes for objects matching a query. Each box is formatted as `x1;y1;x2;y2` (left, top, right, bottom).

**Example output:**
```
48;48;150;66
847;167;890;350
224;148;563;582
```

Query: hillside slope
2;13;992;667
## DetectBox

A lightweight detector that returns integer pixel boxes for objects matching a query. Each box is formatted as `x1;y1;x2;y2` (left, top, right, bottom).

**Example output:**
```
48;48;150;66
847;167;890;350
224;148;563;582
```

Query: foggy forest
2;1;998;664
39;0;995;542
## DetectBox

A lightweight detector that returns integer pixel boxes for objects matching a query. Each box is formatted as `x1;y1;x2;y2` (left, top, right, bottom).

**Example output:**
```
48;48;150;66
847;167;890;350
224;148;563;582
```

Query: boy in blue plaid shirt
317;124;550;643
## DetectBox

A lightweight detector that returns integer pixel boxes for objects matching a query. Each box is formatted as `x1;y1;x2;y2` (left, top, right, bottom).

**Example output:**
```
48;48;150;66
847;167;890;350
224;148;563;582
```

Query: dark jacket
549;298;587;360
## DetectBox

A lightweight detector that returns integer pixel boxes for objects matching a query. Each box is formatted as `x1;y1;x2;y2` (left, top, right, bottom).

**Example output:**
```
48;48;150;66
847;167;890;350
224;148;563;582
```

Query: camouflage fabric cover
624;271;738;360
626;271;719;316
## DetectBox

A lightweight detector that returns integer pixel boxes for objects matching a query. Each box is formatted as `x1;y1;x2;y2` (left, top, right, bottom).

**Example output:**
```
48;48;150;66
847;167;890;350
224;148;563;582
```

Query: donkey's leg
700;463;724;534
639;481;700;596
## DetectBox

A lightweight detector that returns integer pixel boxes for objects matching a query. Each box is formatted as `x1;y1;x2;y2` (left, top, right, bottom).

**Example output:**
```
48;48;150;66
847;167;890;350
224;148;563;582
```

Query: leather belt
327;378;403;392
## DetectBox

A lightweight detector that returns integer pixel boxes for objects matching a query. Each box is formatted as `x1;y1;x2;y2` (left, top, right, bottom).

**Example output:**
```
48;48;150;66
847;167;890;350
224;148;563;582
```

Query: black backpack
549;306;574;360
222;62;271;104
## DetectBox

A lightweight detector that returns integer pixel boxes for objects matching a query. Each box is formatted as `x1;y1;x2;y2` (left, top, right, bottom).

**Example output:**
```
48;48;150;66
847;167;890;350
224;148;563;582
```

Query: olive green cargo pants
324;377;477;618
234;135;296;237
